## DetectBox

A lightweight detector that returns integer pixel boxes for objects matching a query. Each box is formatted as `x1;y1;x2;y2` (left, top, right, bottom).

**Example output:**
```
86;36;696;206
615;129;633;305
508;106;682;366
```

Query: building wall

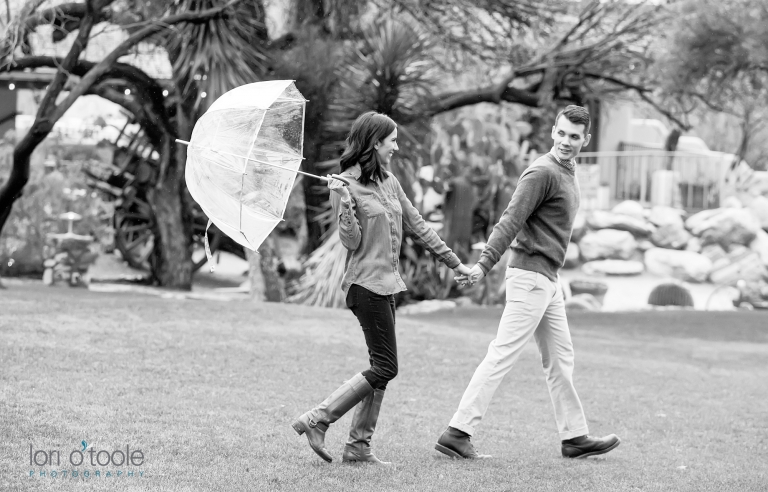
595;100;633;187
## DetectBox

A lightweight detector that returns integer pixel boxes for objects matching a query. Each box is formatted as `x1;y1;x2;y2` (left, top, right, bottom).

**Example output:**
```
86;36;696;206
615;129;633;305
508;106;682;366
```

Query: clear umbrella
178;80;346;266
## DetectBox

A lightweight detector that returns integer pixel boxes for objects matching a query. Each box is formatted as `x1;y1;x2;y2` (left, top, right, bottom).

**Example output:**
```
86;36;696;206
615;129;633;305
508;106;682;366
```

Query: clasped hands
453;264;485;287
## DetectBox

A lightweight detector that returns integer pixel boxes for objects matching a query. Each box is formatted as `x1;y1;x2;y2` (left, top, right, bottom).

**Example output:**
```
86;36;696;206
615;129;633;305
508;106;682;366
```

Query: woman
292;111;471;465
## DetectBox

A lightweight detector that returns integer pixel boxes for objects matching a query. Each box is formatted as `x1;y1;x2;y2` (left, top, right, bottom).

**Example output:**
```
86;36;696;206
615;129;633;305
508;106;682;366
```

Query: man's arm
475;166;553;274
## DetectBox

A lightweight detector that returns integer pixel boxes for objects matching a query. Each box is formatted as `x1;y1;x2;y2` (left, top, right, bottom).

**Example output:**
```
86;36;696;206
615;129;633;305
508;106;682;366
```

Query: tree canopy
0;0;688;285
657;0;768;166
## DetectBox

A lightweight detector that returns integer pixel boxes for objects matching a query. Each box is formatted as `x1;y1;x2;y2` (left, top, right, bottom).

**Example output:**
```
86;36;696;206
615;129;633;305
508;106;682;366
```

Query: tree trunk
147;141;192;288
246;249;265;300
0;122;52;235
300;132;329;253
664;128;681;171
259;233;284;302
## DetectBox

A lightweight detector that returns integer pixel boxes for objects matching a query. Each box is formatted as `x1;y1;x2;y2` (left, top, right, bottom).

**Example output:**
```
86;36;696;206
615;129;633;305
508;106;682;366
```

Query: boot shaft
311;373;373;427
347;389;385;446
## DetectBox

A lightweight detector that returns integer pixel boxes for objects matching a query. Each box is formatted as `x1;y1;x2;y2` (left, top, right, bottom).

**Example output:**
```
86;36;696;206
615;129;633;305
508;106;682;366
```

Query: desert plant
286;228;347;309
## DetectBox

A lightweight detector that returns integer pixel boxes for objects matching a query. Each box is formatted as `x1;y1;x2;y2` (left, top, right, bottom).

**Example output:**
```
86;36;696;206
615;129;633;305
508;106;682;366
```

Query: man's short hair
555;105;591;135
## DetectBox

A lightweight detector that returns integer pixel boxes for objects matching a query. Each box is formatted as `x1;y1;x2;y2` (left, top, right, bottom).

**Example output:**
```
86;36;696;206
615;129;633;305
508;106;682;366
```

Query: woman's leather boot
342;388;391;465
292;373;373;462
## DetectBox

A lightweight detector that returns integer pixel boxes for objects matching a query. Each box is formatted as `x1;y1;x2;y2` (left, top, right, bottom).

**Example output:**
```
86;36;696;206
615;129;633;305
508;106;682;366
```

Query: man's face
551;115;591;161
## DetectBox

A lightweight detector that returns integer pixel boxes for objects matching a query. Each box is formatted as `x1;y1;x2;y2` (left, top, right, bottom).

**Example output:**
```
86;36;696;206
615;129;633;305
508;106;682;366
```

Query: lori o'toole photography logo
27;441;145;479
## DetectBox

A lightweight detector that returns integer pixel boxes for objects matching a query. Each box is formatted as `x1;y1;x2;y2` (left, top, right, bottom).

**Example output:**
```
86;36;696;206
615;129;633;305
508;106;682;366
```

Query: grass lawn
1;283;767;491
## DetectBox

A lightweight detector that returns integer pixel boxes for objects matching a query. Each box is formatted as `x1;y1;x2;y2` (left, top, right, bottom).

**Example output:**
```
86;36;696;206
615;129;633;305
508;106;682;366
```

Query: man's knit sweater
476;152;580;281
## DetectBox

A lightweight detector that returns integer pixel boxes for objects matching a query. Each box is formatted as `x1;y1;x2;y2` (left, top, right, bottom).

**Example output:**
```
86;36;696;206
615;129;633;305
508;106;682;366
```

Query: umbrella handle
326;174;350;186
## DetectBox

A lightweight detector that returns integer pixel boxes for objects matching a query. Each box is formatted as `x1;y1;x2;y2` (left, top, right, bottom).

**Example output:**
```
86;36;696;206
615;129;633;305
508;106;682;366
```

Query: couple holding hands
291;107;620;465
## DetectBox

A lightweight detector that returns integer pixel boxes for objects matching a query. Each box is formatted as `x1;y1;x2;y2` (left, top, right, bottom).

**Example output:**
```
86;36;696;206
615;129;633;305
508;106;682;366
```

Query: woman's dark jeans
346;284;398;390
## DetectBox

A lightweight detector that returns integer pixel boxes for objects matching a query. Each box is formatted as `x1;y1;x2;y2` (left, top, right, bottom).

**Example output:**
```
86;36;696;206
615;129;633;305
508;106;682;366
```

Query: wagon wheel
115;198;220;273
114;197;155;271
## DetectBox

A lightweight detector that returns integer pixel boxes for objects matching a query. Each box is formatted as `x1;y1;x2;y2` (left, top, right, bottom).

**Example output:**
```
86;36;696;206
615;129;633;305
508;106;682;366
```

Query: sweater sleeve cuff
476;258;492;275
445;253;461;269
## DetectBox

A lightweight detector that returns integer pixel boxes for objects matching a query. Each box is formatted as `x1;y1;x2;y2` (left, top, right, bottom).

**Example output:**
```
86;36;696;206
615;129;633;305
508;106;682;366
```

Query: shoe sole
435;443;468;459
566;438;621;459
291;420;333;463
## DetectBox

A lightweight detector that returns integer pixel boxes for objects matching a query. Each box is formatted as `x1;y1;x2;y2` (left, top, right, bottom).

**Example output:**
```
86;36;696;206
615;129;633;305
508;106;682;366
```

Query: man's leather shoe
561;434;621;459
435;427;491;459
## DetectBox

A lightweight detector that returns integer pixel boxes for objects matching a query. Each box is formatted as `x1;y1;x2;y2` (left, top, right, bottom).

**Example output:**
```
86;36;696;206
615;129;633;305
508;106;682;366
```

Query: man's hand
454;264;485;286
467;264;485;285
453;263;471;285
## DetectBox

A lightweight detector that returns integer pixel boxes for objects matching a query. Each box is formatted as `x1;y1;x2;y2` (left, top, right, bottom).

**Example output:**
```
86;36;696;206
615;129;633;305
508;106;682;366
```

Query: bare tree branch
47;0;241;124
584;72;690;130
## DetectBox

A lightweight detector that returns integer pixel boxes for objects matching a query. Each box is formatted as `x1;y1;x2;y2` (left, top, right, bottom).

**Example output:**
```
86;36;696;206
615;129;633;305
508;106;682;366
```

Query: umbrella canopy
184;80;306;252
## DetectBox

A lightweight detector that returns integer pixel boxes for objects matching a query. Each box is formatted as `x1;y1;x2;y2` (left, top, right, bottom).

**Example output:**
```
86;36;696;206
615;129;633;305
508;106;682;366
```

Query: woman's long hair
339;111;396;186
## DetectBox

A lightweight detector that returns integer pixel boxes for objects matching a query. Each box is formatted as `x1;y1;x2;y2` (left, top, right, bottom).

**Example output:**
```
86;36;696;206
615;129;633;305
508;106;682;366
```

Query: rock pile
566;198;768;291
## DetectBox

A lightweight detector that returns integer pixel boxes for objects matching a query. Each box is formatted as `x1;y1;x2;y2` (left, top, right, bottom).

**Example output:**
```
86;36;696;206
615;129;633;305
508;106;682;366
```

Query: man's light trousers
449;267;589;440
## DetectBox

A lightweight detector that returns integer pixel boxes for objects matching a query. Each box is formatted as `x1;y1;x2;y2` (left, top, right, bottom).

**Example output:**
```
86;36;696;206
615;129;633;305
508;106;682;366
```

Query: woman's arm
330;187;362;251
393;176;461;269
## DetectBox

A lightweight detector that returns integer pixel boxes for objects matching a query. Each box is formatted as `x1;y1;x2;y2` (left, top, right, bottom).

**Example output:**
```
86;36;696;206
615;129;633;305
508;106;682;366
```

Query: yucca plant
288;19;442;308
317;18;439;231
286;227;348;309
161;0;270;116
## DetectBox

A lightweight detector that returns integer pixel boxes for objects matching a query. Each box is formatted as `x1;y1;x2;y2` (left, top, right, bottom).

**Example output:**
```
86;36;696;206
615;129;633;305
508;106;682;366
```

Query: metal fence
527;143;733;211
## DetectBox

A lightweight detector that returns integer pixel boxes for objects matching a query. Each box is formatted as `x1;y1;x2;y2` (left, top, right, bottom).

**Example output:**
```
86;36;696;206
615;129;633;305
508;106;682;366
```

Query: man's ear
583;134;592;147
551;125;557;139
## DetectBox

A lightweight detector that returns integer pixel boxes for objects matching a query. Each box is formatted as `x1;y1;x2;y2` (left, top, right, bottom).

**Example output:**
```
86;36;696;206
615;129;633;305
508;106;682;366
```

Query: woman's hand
327;174;350;200
454;264;485;286
467;264;485;285
453;263;472;285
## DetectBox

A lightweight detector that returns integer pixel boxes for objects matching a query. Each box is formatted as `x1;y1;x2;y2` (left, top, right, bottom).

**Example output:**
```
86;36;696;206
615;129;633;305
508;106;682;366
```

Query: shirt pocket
358;195;386;218
387;193;402;216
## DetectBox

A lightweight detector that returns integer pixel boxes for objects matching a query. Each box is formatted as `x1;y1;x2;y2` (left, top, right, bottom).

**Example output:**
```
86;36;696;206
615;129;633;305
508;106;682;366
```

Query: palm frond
286;229;347;309
163;0;270;114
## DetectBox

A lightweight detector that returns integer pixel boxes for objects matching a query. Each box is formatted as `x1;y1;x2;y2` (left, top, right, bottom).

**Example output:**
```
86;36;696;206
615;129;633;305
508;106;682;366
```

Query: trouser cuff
448;419;475;437
559;426;589;441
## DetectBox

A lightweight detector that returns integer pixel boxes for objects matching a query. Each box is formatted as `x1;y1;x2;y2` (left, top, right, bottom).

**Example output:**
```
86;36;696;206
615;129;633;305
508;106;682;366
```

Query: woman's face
376;128;398;165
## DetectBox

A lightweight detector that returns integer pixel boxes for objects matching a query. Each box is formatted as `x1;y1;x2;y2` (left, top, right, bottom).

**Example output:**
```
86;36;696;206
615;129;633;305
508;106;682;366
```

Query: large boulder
569;279;608;305
650;223;692;250
709;248;766;284
587;210;655;237
746;195;768;230
637;239;655;252
721;196;743;209
565;294;602;312
750;229;768;266
579;229;638;261
648;206;686;228
564;242;580;269
582;259;644;276
644;247;713;283
700;243;728;268
571;212;588;243
686;237;702;253
685;208;762;248
611;200;646;220
649;206;690;249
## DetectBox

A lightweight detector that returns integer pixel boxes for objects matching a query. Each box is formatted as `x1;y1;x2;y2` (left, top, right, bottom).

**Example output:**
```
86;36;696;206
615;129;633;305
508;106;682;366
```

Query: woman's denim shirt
331;164;461;296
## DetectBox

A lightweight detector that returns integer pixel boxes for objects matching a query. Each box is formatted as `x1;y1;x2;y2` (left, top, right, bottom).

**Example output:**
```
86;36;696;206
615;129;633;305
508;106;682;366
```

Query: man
435;105;620;460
